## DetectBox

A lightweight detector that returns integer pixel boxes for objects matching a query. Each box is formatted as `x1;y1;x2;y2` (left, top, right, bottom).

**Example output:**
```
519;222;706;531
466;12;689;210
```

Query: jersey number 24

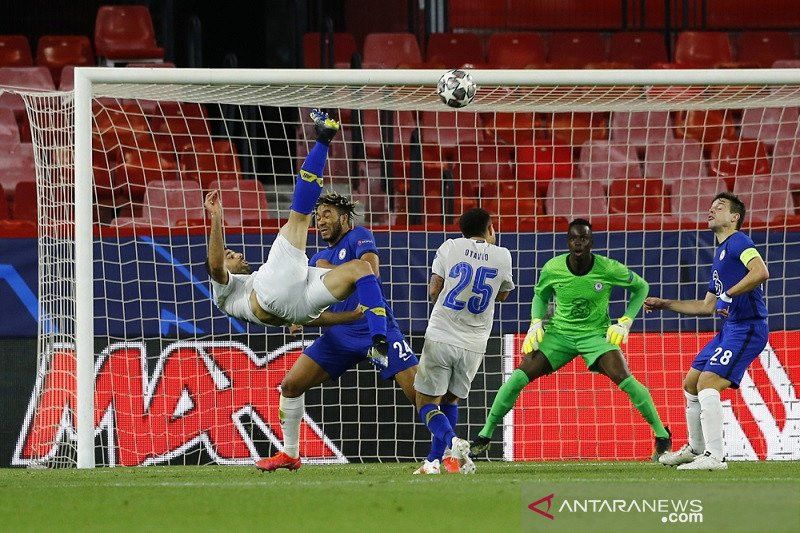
443;262;497;314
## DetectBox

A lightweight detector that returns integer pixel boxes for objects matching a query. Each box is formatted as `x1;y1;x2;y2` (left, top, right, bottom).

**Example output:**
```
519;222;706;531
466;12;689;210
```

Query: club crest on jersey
594;282;603;291
338;249;346;260
720;250;726;260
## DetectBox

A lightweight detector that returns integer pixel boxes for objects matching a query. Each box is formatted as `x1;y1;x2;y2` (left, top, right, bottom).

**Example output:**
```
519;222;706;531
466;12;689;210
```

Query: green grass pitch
1;461;798;532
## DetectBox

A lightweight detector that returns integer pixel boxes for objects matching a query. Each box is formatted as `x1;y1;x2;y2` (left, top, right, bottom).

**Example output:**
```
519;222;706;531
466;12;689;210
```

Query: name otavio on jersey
464;249;489;261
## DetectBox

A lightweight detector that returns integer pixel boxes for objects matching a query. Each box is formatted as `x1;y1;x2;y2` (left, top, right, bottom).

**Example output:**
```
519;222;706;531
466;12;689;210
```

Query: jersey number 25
443;262;497;314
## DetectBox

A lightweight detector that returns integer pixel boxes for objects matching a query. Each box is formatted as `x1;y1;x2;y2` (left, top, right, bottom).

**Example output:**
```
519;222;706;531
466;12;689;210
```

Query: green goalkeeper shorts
538;329;620;372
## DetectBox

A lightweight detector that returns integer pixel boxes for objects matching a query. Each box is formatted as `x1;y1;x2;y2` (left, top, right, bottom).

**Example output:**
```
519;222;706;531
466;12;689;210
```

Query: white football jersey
210;271;266;326
425;237;514;353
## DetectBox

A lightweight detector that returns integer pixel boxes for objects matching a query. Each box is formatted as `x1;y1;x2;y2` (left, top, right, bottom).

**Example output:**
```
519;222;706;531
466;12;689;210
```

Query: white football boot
676;451;728;470
659;444;701;466
412;459;440;475
449;437;476;475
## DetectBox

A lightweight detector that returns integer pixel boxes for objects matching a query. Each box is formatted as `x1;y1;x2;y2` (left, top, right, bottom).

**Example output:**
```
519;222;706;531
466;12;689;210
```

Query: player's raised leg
255;355;332;472
279;108;340;252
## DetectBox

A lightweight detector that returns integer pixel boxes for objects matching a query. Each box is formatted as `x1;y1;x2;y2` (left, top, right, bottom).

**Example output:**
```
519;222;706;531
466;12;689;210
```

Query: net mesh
11;73;800;467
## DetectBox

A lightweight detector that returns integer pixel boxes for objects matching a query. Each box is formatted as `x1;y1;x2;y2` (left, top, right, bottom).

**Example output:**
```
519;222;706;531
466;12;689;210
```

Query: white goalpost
12;67;800;468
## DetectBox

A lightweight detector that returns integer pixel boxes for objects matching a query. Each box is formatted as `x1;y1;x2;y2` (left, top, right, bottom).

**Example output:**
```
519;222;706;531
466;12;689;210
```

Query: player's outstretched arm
644;292;716;316
204;190;228;284
621;271;649;321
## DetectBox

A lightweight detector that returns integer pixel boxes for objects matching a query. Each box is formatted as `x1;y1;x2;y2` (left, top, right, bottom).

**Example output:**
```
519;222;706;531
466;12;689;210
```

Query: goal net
11;68;800;468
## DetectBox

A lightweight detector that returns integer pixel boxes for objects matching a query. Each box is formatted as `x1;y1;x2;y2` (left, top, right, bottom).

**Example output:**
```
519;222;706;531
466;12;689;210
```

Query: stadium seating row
304;30;800;69
0;5;163;71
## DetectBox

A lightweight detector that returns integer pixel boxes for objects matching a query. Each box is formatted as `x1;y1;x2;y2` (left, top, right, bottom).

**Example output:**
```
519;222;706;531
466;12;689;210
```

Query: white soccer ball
437;69;477;108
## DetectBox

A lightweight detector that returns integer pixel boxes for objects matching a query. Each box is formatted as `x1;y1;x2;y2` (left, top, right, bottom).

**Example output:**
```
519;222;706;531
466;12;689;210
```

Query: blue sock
428;403;459;461
419;404;455;449
354;275;387;340
290;141;328;215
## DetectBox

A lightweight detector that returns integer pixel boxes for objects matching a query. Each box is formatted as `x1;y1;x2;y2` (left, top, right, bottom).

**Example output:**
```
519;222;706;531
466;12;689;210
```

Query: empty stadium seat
0;67;55;114
12;181;37;222
673;109;737;146
426;33;483;67
487;33;546;68
0;108;19;143
142;179;204;226
36;35;94;84
708;138;771;191
180;139;242;189
0;188;8;220
362;33;421;68
547;32;606;68
458;145;515;195
545;179;607;219
674;31;733;67
94;5;164;65
670;177;725;222
740;107;800;146
608;178;667;215
736;32;796;68
610;111;672;148
550;112;608;146
0;36;33;67
608;32;668;68
578;141;642;188
516;144;574;196
152;102;212;151
118;147;179;200
643;139;707;189
770;138;800;187
734;175;793;224
482;112;544;146
209;179;269;226
303;32;357;68
92;102;152;153
0;142;35;196
58;65;75;90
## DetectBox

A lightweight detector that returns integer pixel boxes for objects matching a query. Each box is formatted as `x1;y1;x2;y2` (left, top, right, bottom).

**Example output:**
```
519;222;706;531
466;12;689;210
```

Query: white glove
522;319;545;355
606;316;633;347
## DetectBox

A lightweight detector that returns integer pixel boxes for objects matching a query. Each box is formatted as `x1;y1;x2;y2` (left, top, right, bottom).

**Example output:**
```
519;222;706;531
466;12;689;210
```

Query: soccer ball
437;69;477;108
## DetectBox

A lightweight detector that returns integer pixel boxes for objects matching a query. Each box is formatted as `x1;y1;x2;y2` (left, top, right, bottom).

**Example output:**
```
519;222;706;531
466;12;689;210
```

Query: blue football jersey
309;226;398;331
707;231;768;322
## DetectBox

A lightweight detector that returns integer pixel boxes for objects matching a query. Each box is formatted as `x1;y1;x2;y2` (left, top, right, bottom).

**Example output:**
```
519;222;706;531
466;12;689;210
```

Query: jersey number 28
443;262;497;314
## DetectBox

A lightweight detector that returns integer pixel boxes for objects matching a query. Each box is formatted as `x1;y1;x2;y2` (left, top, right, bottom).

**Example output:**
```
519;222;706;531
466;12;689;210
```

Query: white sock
684;390;705;454
698;389;724;461
279;394;305;459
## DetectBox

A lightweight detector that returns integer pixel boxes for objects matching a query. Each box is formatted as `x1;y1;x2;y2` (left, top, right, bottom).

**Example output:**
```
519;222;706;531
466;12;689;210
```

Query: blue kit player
645;192;770;470
256;191;419;472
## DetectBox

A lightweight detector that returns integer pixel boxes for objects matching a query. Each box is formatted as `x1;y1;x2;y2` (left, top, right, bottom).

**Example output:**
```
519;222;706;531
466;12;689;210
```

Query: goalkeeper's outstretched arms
204;190;228;284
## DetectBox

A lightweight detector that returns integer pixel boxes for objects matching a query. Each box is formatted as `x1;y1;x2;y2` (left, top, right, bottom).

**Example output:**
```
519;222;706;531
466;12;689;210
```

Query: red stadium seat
772;138;800;187
487;33;546;68
643;139;707;190
303;32;357;68
0;108;19;143
740;107;800;147
142;179;204;226
12;181;37;222
36;35;94;84
0;67;55;115
578;141;641;188
674;32;733;68
673;110;737;147
608;178;667;215
426;33;483;67
736;32;796;68
118;146;179;201
734;175;793;224
458;144;515;196
547;32;606;68
0;187;8;220
545;179;607;219
209;179;269;227
550;112;608;147
708;138;771;191
0;36;33;67
92;102;152;153
608;32;668;69
152;102;212;152
94;5;164;65
0;141;35;197
516;144;573;196
482;112;545;146
670;177;725;222
772;60;800;68
610;111;672;148
58;65;75;90
180;139;242;189
362;33;421;68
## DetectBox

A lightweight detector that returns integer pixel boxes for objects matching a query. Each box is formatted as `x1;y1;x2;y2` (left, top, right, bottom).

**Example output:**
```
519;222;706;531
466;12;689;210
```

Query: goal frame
72;66;800;468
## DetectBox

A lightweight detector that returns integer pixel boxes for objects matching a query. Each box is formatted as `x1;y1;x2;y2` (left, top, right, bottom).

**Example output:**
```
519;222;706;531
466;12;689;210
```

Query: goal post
14;66;800;468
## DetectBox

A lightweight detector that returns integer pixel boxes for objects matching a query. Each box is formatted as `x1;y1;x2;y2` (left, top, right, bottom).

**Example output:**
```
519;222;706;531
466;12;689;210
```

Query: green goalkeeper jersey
531;253;649;335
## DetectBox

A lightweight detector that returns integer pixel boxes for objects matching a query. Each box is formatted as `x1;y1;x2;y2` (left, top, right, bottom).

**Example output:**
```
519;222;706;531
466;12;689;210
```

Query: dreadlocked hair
315;190;359;222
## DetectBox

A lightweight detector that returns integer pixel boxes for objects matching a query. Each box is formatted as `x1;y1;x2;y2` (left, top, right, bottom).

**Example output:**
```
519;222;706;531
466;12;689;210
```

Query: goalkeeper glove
522;319;545;355
606;316;633;347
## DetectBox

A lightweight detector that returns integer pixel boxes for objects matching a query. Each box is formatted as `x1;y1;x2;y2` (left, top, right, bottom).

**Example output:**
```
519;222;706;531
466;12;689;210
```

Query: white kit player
413;208;515;475
205;109;391;359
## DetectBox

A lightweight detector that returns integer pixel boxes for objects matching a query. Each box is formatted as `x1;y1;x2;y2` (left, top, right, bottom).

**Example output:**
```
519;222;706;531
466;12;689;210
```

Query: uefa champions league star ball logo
338;249;346;260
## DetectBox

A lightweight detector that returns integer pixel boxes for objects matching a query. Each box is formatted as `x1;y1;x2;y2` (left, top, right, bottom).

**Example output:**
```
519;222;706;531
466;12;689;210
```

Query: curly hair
315;191;359;222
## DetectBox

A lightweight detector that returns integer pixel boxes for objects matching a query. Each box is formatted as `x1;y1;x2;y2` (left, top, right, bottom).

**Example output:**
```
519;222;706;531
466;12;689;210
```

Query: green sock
479;369;530;439
618;375;669;438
